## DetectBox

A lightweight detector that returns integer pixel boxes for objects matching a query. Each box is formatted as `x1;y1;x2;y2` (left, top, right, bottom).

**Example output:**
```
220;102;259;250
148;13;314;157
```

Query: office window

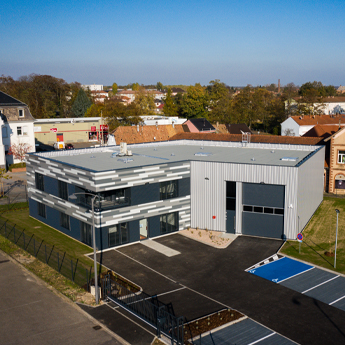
160;180;178;200
108;223;128;247
81;222;92;246
17;127;22;136
160;212;178;234
338;151;345;164
38;202;46;218
60;212;70;230
35;173;44;191
58;180;68;201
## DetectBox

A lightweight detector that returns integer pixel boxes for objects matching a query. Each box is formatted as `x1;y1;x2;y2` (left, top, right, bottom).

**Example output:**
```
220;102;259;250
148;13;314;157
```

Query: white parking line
329;295;345;306
278;266;314;284
248;332;275;345
302;275;339;294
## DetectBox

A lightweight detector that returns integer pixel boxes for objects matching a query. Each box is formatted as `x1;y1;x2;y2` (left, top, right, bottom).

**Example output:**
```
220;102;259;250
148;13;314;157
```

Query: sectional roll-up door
242;183;285;239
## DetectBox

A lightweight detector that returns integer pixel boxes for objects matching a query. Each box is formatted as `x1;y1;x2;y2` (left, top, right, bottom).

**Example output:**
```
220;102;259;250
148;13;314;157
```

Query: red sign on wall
100;125;109;130
50;128;57;132
91;126;96;131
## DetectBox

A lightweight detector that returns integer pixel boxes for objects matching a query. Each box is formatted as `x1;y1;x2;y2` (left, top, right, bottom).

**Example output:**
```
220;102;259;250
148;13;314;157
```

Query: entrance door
139;218;148;240
56;133;63;142
226;181;236;233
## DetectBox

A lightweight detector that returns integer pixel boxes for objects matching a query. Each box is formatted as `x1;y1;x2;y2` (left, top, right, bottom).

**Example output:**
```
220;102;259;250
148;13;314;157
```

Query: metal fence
0;218;94;289
103;275;184;345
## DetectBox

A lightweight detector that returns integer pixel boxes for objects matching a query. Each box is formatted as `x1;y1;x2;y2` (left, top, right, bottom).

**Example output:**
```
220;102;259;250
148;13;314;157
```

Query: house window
60;212;70;230
18;109;24;117
81;222;92;246
338;151;345;164
17;127;22;136
160;181;178;200
22;126;28;135
2;127;8;138
38;202;46;218
160;212;178;234
58;180;68;201
35;173;44;191
108;223;128;247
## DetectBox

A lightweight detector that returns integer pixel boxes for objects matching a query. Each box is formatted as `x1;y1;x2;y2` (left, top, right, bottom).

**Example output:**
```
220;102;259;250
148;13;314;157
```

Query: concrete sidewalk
0;250;122;345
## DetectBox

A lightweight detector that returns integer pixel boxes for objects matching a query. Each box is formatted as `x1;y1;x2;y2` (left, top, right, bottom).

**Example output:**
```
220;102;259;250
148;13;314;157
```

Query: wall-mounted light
205;177;209;180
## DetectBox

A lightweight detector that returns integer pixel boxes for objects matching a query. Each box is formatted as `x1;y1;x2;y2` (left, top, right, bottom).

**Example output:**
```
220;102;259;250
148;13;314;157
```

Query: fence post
71;260;74;282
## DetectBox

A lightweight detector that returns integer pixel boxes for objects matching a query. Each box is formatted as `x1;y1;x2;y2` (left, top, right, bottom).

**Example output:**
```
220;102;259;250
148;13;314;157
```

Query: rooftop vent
251;157;255;161
281;157;299;161
117;142;133;156
117;158;133;163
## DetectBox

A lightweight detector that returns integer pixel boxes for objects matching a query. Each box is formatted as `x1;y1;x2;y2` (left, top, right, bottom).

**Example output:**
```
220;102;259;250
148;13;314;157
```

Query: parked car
65;143;74;150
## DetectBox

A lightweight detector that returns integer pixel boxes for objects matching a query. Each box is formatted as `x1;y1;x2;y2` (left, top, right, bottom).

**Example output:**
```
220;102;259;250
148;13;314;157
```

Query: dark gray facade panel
129;220;140;243
131;183;160;205
178;177;190;197
44;175;58;196
242;183;285;208
242;213;284;239
148;215;161;238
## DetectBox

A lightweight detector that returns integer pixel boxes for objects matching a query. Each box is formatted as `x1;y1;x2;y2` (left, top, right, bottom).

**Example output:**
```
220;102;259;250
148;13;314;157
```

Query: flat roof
33;140;319;173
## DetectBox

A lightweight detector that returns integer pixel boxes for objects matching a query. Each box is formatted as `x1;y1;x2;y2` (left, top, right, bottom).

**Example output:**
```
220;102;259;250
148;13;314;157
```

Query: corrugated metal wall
297;146;325;234
191;161;300;239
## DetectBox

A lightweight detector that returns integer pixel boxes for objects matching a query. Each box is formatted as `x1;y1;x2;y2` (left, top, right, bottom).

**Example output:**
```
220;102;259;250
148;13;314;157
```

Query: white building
0;91;35;167
82;84;104;92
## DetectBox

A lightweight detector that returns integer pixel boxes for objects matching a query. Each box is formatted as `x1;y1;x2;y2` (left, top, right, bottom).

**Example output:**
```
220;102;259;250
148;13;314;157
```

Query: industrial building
27;139;324;250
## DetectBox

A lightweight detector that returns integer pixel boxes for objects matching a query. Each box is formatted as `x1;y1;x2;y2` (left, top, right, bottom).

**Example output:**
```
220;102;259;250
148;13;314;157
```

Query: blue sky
1;0;344;86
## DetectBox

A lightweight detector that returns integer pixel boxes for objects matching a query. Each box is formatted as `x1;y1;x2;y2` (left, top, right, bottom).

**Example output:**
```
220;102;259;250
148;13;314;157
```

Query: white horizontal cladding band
133;166;160;173
158;176;183;182
51;168;65;175
112;209;141;219
104;184;133;190
169;164;190;170
166;171;190;177
104;215;134;226
121;175;149;181
169;195;190;203
138;200;163;207
93;174;119;181
71;213;88;222
46;161;59;167
131;178;154;185
148;206;173;213
169;206;190;213
92;170;117;177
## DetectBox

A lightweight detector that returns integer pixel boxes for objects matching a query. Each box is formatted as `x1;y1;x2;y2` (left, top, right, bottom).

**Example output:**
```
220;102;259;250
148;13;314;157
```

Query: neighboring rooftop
302;125;341;138
225;123;252;134
0;91;26;106
169;132;324;145
291;96;345;103
33;139;320;173
289;114;345;126
186;118;215;132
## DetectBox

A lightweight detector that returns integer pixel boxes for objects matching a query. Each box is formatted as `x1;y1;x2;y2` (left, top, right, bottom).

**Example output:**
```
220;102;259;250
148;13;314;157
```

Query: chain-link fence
0;217;94;289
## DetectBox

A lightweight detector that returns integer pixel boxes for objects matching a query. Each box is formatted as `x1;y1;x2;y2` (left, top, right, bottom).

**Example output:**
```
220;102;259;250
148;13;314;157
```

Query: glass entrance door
139;218;148;240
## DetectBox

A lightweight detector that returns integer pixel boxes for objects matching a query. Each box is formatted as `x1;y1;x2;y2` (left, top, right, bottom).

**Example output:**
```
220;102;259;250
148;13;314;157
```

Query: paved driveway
98;234;345;345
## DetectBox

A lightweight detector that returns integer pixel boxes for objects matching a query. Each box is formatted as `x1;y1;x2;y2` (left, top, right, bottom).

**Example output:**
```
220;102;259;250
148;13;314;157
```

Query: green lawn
0;208;95;268
281;196;345;274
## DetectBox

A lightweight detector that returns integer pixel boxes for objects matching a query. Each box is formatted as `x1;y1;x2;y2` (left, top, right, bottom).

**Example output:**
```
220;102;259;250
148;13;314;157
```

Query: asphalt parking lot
97;234;345;345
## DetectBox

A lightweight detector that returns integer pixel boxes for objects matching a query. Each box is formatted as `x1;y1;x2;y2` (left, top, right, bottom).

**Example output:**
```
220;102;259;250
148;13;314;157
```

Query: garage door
242;183;285;239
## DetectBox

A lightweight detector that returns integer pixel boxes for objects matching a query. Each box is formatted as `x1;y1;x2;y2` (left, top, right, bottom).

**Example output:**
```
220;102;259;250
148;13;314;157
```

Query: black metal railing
0;218;94;290
103;275;184;345
76;195;129;210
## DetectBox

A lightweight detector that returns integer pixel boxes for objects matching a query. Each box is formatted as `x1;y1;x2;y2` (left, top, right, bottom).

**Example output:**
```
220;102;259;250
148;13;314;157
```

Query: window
2;127;8;138
60;212;70;230
22;126;28;135
58;180;68;201
35;173;44;191
160;181;178;200
18;109;24;117
108;223;128;247
38;202;46;218
17;127;22;136
160;212;178;234
338;151;345;164
81;222;92;246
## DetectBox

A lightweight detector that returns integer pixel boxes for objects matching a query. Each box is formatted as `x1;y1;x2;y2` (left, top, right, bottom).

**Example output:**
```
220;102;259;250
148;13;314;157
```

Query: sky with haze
1;0;344;86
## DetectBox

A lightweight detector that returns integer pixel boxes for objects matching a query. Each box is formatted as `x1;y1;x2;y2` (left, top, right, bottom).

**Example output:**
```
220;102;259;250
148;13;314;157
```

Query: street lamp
69;192;101;304
335;209;340;269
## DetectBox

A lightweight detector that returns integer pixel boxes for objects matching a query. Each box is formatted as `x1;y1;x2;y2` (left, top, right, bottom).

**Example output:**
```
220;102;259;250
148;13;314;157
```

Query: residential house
184;118;216;133
225;123;252;134
281;114;345;137
0;91;35;168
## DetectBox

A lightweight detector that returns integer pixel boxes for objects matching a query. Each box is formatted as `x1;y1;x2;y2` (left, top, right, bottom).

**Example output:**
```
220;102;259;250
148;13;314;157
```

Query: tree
134;87;156;115
85;103;103;117
0;169;11;197
8;143;32;163
71;88;92;117
181;83;209;119
163;89;178;116
131;83;140;91
156;82;164;91
206;80;229;103
112;83;118;95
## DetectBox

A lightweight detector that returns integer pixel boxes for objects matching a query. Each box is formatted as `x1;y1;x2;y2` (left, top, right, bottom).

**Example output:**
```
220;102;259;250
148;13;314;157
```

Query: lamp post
69;192;100;304
335;209;340;269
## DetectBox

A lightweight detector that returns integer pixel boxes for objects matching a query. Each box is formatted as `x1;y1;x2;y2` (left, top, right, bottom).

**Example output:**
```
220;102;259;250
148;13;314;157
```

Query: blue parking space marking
248;257;313;283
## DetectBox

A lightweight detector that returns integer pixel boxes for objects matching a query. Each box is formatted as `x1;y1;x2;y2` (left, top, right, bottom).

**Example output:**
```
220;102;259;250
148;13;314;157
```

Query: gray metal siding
242;183;285;208
190;161;298;238
297;146;325;234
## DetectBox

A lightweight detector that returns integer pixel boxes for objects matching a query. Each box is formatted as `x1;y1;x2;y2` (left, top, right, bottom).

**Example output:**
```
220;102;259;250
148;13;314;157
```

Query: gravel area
179;228;236;248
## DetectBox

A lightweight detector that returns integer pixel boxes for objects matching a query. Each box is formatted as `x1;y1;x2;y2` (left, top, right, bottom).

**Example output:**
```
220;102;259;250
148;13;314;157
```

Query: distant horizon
2;1;344;86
